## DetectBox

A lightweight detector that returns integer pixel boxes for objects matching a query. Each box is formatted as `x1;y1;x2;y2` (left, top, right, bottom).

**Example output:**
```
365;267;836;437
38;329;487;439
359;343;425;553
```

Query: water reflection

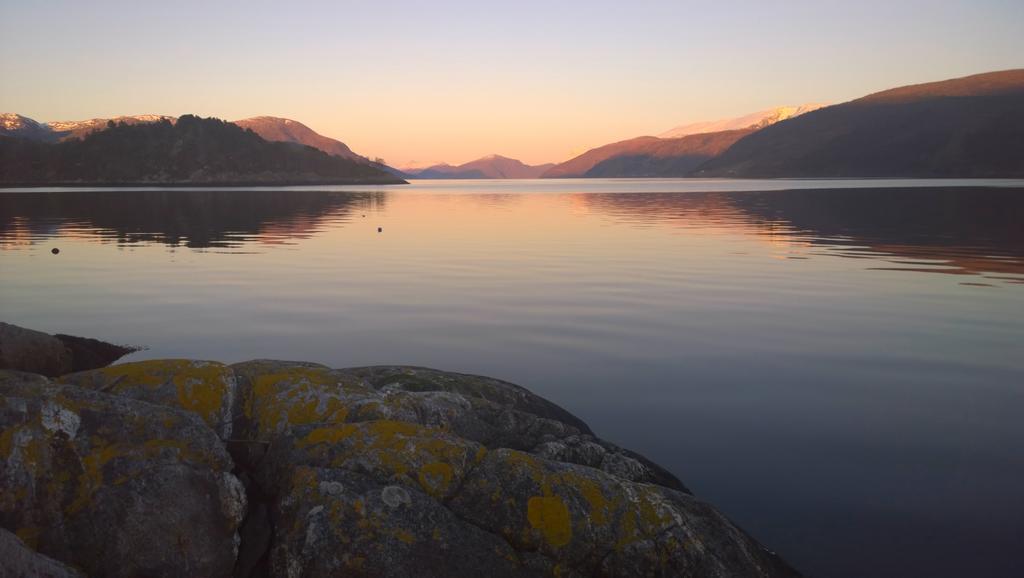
583;187;1024;282
4;187;1022;284
0;189;385;248
2;183;1023;578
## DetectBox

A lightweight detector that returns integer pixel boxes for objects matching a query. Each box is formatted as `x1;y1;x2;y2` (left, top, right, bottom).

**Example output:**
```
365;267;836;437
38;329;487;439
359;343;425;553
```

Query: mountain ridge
408;154;554;179
659;104;826;139
0;114;405;186
232;116;363;161
695;69;1024;177
543;104;822;178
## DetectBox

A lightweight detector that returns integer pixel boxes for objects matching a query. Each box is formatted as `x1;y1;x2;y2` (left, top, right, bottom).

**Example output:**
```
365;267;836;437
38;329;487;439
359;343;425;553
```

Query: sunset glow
2;0;1022;166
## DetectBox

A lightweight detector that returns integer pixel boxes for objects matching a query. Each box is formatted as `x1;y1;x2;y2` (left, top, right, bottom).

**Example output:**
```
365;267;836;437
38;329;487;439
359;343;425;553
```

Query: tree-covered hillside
0;115;405;185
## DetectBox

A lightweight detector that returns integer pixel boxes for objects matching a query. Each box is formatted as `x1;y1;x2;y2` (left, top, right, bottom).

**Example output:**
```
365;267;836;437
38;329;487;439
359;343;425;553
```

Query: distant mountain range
406;155;554;179
545;70;1024;178
542;105;822;178
3;69;1022;183
0;115;403;186
0;112;409;174
1;113;177;142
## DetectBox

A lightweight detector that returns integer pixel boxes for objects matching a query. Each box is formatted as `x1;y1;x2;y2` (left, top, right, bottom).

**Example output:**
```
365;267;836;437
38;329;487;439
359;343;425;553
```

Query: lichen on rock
59;359;238;439
0;370;245;578
1;359;799;577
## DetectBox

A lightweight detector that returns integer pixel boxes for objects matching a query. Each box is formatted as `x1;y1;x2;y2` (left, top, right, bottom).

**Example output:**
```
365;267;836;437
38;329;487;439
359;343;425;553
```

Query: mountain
1;113;54;141
232;116;413;178
583;130;756;177
0;114;405;185
542;105;821;178
541;131;752;178
412;163;487;179
695;69;1024;177
659;104;825;139
409;154;554;179
48;115;176;141
232;116;363;161
1;113;174;142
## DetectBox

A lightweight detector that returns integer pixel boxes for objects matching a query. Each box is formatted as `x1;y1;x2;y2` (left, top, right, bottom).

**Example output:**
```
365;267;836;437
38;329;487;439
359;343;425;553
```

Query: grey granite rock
2;359;799;577
0;370;245;578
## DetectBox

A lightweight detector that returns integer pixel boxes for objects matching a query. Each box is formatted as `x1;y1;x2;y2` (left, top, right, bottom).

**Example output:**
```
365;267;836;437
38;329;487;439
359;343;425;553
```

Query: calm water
2;179;1023;577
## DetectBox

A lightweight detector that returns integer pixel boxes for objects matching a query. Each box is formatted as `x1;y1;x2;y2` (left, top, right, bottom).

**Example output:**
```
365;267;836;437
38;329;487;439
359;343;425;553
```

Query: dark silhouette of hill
695;70;1024;177
0;115;405;185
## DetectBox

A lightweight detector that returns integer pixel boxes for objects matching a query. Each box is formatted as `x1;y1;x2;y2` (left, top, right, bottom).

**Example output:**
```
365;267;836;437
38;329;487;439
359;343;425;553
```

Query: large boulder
0;370;246;578
2;359;799;577
0;322;134;377
234;361;796;577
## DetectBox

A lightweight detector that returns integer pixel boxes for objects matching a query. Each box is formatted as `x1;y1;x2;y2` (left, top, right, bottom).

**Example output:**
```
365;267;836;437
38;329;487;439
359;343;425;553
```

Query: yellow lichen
65;437;214;515
417;462;454;497
300;421;474;491
250;368;354;436
526;496;572;547
75;360;230;430
302;424;357;446
67;444;123;514
175;377;225;426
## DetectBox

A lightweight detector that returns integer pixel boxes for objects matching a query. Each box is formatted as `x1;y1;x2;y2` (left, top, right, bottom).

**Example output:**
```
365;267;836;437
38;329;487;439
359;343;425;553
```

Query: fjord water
2;179;1023;577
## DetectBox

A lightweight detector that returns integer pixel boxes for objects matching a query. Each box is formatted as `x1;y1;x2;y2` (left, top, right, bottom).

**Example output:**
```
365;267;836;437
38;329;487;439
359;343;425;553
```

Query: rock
350;366;593;433
53;334;137;374
0;527;85;578
0;322;134;377
1;359;799;577
0;323;72;377
59;359;238;439
235;362;796;577
0;370;245;578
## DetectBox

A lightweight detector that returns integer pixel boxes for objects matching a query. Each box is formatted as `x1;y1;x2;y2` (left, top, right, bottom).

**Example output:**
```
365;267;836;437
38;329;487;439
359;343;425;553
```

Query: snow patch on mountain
659;104;826;139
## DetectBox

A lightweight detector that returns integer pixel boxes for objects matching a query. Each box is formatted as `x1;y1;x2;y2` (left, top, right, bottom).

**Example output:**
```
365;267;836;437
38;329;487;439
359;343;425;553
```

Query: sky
1;0;1022;167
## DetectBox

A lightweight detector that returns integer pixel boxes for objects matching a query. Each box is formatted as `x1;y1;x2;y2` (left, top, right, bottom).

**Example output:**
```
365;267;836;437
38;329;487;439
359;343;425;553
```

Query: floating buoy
51;247;60;254
377;227;382;233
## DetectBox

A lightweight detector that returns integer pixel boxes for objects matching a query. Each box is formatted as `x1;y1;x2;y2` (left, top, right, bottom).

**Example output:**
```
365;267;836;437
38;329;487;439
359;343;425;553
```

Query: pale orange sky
2;1;1022;167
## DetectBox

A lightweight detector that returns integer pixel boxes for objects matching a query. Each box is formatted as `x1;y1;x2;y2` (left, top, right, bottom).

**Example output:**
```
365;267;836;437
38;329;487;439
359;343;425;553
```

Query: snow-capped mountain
1;113;174;142
659;104;826;139
47;115;175;140
1;113;57;141
232;116;365;161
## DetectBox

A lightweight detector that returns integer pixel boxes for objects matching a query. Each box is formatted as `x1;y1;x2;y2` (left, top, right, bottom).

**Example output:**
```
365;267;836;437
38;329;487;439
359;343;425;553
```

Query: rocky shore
0;325;798;577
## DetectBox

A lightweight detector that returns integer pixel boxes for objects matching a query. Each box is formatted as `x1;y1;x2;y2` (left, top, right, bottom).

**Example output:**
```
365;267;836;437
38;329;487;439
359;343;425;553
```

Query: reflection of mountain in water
584;187;1024;282
729;187;1024;281
0;190;385;248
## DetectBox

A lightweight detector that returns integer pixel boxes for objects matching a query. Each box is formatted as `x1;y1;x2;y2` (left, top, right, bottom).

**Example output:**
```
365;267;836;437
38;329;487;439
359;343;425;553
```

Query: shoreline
0;322;800;576
0;177;408;188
